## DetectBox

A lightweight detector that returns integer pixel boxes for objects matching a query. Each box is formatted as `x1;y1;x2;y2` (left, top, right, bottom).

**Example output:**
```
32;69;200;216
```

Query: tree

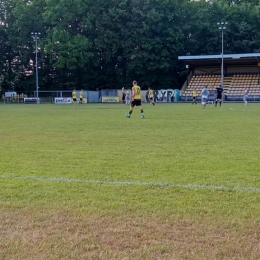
1;0;260;94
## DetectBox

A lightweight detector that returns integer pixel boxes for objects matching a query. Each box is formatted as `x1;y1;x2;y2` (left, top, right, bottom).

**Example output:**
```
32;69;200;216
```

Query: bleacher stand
183;72;260;102
225;72;260;101
183;73;221;102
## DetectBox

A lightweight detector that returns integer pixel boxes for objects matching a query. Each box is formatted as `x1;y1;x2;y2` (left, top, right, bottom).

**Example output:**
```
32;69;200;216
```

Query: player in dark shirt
215;85;223;107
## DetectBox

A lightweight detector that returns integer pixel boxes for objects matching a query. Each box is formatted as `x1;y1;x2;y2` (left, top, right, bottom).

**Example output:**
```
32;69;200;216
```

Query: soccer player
201;86;209;109
72;89;77;106
125;91;131;105
148;87;155;105
121;87;126;104
244;88;249;106
125;81;145;118
192;90;197;104
79;89;84;105
215;85;223;107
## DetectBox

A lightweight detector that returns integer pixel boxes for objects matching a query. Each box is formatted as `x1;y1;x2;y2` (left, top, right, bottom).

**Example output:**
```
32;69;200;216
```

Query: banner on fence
24;98;40;104
54;98;72;104
102;96;119;102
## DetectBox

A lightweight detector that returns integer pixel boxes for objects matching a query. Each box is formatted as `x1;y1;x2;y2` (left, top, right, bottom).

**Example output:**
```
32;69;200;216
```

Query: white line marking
1;174;260;192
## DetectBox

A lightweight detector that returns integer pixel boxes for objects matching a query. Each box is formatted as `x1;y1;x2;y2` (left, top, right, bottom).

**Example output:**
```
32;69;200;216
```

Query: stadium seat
183;72;260;99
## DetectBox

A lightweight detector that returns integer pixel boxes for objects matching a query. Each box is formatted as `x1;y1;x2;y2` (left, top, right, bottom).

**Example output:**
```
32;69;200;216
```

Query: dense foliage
0;0;260;94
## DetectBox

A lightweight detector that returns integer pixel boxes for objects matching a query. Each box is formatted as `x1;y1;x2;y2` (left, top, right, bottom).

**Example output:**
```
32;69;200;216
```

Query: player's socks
126;108;133;118
219;101;222;107
215;101;217;107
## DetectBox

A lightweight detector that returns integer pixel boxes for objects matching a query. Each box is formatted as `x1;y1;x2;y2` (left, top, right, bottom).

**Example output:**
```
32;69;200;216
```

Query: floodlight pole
186;64;189;86
217;22;227;88
31;32;41;103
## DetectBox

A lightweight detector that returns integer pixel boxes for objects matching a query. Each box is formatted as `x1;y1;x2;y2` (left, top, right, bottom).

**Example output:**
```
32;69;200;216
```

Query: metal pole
35;38;39;103
187;68;189;87
31;32;40;103
186;64;189;88
221;29;224;88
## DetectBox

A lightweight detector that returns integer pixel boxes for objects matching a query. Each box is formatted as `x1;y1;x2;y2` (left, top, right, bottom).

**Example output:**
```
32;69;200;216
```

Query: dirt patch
1;209;260;260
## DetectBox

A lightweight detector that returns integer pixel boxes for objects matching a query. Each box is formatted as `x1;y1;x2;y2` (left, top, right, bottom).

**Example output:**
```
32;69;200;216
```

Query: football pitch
1;102;260;259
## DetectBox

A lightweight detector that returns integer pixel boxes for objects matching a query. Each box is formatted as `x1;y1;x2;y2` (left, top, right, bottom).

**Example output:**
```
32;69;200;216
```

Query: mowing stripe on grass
1;174;260;192
229;107;257;112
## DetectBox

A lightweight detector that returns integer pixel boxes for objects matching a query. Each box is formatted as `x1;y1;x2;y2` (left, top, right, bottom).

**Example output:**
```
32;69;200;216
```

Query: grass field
1;102;260;260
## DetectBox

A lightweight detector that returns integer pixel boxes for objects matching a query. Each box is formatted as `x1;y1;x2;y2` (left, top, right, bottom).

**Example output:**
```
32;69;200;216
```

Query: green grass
1;102;260;259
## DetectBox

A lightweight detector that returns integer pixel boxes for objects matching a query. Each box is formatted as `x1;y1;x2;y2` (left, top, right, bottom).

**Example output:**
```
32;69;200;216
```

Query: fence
181;94;260;102
1;89;182;104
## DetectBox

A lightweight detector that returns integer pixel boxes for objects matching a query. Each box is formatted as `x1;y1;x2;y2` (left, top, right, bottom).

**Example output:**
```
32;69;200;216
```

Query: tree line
0;0;260;95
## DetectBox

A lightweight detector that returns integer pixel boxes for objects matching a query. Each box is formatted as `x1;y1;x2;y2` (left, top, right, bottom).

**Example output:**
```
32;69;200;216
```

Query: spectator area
183;73;221;97
178;53;260;101
228;73;260;95
183;72;260;96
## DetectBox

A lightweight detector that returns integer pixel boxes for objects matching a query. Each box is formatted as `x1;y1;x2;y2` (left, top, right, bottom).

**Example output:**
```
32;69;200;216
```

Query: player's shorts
131;99;141;107
80;98;83;101
73;98;77;102
201;96;208;104
193;96;196;100
149;97;153;101
216;95;222;100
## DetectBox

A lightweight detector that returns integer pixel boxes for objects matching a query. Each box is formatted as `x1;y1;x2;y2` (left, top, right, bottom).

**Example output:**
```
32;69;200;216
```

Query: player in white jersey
201;86;209;109
125;91;131;105
244;88;249;106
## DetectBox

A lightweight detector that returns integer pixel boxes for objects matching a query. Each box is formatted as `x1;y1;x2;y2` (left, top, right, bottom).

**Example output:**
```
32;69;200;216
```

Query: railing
181;95;260;102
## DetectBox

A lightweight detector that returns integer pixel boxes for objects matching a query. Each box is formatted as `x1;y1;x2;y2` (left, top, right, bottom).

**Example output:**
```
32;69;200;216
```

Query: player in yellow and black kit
79;89;84;105
72;89;77;106
125;81;145;118
148;87;155;105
